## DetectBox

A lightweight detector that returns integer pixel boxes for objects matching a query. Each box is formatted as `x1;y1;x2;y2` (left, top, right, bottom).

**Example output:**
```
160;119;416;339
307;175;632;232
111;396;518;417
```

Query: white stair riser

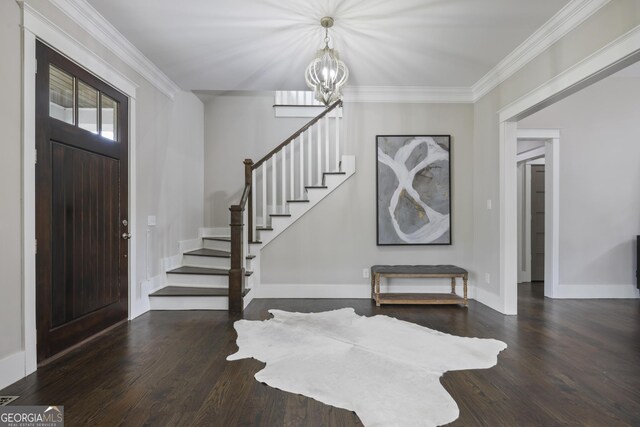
183;254;231;269
150;296;228;310
254;155;355;249
166;273;229;287
182;254;253;270
323;174;345;187
203;239;231;251
287;203;308;217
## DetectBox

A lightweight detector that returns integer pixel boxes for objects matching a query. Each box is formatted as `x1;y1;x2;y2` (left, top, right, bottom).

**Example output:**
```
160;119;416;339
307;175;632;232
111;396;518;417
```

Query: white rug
227;308;507;427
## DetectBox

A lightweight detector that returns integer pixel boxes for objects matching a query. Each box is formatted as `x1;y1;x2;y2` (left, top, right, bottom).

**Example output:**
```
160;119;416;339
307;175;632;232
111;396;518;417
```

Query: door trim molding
516;130;558;292
497;24;640;314
20;2;138;378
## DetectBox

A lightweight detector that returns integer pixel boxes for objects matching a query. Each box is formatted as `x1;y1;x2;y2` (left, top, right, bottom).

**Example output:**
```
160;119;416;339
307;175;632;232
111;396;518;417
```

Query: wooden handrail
236;183;250;209
252;99;342;170
228;98;343;314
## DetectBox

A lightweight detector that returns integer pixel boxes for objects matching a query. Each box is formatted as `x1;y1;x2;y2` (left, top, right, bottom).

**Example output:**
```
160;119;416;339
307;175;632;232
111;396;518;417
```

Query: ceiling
86;0;571;91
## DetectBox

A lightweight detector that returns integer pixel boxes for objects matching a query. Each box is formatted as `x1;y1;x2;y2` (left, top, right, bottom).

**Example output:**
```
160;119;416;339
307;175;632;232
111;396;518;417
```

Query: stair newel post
229;204;245;314
244;159;254;243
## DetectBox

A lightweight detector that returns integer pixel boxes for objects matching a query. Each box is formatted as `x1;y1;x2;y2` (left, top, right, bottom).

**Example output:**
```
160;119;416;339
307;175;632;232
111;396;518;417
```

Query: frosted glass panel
101;94;118;141
49;65;74;125
78;80;98;134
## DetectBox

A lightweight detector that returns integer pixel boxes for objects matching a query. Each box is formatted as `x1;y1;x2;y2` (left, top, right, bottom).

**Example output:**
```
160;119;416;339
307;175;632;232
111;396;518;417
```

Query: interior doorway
501;45;640;314
514;129;558;300
35;41;130;362
530;164;545;282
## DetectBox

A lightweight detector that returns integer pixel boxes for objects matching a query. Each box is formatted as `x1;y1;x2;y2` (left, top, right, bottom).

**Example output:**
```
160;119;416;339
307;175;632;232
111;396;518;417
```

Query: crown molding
44;0;180;99
471;0;611;101
342;86;474;104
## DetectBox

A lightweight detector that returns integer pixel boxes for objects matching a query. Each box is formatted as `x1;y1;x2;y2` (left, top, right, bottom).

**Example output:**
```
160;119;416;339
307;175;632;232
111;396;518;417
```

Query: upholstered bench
370;265;468;307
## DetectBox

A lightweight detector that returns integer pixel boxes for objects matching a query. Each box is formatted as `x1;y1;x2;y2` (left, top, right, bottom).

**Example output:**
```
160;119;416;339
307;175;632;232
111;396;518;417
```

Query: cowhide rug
228;308;506;427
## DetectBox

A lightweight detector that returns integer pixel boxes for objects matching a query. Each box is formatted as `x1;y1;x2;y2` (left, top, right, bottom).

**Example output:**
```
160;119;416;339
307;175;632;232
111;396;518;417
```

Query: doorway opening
515;129;558;300
500;49;640;314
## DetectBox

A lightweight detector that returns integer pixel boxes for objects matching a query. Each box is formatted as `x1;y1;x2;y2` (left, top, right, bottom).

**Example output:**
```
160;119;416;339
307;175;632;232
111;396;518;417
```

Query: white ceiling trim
47;0;180;99
342;86;474;104
471;0;611;101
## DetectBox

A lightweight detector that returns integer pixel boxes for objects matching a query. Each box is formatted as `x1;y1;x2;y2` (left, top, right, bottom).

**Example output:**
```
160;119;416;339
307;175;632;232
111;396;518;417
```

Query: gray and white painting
377;136;451;245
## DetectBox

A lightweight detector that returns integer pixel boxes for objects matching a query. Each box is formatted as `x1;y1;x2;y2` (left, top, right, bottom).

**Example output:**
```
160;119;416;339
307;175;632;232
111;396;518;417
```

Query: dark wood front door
35;41;129;362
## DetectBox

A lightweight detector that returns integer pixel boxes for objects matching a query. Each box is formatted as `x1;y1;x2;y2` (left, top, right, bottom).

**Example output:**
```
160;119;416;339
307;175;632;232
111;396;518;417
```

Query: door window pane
78;80;98;134
100;94;118;141
49;65;75;125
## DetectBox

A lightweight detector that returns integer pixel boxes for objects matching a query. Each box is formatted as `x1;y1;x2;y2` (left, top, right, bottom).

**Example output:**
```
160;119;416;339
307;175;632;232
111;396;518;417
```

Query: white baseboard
253;283;477;300
131;272;166;319
553;284;640;299
474;286;510;314
0;351;26;390
243;288;255;308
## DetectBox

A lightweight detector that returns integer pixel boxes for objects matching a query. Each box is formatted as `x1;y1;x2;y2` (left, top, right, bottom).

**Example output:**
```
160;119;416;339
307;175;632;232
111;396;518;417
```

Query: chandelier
305;17;349;106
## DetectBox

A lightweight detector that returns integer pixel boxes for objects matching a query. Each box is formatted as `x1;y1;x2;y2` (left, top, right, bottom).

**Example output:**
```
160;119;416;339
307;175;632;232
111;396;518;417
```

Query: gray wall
203;94;308;226
0;0;24;361
472;1;640;304
0;0;204;362
261;102;474;286
519;76;640;287
203;97;474;286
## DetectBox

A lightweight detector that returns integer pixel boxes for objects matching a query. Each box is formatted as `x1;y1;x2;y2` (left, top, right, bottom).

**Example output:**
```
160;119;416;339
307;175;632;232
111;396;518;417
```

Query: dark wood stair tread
269;213;291;217
184;248;255;260
185;248;230;258
305;185;328;189
167;266;253;276
287;199;310;203
256;227;273;231
323;171;346;175
150;286;228;297
202;236;231;242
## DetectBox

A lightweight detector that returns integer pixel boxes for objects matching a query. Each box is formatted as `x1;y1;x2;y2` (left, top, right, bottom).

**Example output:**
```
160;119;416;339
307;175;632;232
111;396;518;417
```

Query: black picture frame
375;135;452;246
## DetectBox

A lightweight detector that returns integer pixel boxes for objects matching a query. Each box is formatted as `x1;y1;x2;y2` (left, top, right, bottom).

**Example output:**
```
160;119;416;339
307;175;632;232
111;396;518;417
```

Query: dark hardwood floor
2;283;640;426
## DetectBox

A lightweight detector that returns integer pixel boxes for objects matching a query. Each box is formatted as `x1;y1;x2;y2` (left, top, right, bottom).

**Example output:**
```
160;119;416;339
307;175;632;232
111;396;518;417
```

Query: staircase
149;236;256;310
149;98;354;312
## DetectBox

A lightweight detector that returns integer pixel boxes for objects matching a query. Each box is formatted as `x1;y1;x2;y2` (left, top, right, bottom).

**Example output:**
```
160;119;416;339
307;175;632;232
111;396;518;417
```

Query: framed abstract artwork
376;135;451;245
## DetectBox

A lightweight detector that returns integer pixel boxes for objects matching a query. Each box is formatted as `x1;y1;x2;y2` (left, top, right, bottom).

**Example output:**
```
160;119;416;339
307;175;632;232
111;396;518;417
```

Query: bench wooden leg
370;272;375;301
463;275;468;306
450;277;456;294
375;274;381;307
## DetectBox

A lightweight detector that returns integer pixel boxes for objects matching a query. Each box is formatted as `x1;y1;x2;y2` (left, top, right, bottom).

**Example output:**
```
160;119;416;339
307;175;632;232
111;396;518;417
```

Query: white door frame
517;130;560;299
20;3;138;376
498;25;640;314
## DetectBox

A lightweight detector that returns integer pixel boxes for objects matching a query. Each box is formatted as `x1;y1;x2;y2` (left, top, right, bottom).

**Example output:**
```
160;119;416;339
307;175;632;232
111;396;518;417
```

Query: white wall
0;0;204;377
203;94;308;226
519;76;640;291
472;0;640;310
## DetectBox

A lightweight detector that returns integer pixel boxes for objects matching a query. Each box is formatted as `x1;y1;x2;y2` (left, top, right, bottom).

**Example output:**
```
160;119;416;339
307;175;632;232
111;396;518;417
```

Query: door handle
122;233;132;240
